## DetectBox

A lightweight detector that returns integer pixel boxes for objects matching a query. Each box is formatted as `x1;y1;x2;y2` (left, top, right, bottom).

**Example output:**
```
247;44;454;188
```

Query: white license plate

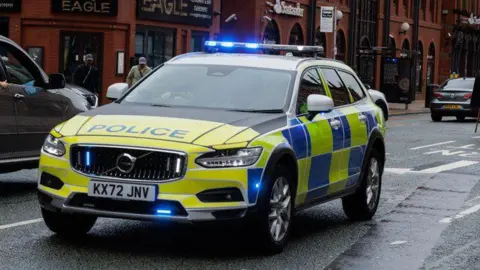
88;181;157;202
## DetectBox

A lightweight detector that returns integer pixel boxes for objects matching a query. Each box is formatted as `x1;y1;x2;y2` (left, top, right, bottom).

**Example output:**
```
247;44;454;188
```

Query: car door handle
14;93;25;100
358;114;367;123
330;119;341;129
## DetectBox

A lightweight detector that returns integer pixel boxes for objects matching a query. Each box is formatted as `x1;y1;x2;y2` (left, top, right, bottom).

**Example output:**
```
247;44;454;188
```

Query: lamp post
333;8;343;59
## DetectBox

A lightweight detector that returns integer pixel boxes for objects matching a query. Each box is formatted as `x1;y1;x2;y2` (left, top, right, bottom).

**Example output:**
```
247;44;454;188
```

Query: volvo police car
38;41;386;253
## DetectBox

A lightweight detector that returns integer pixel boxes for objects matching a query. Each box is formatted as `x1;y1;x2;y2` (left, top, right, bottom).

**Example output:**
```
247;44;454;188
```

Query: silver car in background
430;77;475;122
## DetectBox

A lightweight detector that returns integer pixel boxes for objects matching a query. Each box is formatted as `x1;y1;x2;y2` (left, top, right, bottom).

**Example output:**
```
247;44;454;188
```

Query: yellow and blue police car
38;41;386;254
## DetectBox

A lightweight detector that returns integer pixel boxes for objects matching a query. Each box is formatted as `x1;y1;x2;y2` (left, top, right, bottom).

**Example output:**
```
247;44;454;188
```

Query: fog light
39;173;64;190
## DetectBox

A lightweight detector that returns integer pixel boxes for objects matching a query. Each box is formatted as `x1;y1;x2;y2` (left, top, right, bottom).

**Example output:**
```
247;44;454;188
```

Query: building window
430;0;435;22
263;20;280;44
135;26;176;68
336;30;346;62
288;24;304;45
190;31;209;52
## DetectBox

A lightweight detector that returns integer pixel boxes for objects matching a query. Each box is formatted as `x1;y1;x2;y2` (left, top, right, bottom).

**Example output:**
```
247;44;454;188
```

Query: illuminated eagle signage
0;0;21;12
137;0;213;27
51;0;118;16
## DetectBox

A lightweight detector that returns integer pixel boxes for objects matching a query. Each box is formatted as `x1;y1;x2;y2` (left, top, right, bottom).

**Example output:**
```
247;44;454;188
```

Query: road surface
1;114;480;269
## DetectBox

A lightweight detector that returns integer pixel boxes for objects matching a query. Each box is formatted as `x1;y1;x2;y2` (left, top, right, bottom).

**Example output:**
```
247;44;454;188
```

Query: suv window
0;44;35;85
338;70;366;102
296;68;326;115
320;68;350;106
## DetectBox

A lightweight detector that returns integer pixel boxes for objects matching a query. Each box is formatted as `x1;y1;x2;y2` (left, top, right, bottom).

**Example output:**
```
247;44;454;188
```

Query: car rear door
0;54;16;159
0;41;68;157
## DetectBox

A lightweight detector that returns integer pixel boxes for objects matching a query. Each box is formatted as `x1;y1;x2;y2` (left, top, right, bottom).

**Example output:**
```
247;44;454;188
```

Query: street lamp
400;22;410;35
333;9;343;59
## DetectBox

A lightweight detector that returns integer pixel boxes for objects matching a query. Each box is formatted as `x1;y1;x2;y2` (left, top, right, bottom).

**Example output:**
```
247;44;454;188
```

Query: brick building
220;0;443;101
0;0;221;104
440;0;480;83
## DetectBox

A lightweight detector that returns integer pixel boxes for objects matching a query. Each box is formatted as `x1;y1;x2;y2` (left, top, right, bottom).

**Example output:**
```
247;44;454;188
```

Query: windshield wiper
226;109;284;113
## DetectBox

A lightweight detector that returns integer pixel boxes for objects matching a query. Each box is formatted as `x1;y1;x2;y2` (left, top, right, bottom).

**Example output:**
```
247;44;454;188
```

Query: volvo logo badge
451;93;455;99
116;153;137;174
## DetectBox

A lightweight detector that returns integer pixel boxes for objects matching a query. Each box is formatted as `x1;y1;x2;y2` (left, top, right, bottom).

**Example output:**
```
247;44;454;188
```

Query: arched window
467;38;475;77
416;41;424;93
315;28;327;56
288;24;304;45
430;0;435;22
263;20;280;44
401;39;410;58
336;30;346;62
388;36;397;57
427;42;435;85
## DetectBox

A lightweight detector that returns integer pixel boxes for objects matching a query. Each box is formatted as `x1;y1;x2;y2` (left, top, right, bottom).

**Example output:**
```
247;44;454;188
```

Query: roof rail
203;41;325;58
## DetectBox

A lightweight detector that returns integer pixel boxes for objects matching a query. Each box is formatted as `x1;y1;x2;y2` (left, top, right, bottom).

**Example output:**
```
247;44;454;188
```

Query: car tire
342;149;382;221
431;113;442;122
250;164;294;255
41;208;97;237
456;115;466;121
376;101;389;121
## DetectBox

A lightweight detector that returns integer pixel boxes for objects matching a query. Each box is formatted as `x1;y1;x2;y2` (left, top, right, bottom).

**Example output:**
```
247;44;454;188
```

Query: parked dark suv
0;35;92;173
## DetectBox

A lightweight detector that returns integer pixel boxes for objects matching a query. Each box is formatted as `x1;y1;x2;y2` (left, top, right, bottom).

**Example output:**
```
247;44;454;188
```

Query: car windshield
440;79;475;91
121;64;294;112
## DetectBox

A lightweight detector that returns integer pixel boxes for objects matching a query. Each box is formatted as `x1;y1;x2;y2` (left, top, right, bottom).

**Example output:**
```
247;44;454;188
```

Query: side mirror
364;84;371;90
107;83;128;100
307;94;334;114
48;73;66;89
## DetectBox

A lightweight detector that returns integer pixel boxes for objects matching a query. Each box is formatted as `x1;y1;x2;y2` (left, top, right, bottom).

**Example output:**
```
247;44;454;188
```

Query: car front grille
70;145;186;181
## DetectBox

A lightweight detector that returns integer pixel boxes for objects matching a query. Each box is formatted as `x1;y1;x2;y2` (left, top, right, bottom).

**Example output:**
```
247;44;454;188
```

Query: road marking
418;160;478;174
391;241;407;245
439;203;480;224
473;136;480;139
0;218;43;230
410;141;456;150
384;168;412;174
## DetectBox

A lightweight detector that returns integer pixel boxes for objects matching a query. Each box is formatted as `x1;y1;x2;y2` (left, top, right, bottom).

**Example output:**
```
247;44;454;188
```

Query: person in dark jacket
73;54;100;95
471;74;480;132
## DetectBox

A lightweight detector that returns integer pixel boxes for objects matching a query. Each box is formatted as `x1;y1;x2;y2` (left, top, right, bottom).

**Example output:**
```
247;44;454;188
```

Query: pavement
389;100;430;116
1;113;480;269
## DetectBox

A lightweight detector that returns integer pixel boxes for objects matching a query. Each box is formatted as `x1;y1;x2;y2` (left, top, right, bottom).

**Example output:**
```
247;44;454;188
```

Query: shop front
10;0;219;104
134;0;215;68
0;0;22;38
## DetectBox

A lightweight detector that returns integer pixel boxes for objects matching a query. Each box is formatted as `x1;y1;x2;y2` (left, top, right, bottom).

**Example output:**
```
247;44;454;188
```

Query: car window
0;44;36;85
122;64;295;112
296;68;326;115
320;68;351;106
338;70;366;102
439;79;475;91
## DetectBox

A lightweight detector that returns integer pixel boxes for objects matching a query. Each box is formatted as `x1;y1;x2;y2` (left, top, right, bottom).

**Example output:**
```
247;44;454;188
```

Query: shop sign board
137;0;213;27
51;0;118;16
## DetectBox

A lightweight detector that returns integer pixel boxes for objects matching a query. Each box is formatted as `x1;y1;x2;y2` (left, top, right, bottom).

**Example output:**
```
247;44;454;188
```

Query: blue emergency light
204;41;325;56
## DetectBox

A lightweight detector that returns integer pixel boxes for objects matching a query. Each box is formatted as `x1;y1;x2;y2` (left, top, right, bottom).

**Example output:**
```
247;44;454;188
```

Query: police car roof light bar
204;41;325;56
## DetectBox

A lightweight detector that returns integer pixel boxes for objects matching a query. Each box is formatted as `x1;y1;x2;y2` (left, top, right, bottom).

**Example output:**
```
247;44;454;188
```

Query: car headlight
43;134;66;156
195;147;263;168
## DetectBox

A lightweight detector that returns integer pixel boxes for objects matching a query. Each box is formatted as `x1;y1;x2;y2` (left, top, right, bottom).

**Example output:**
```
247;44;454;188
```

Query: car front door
0;55;16;160
0;42;68;157
290;67;343;204
318;67;368;193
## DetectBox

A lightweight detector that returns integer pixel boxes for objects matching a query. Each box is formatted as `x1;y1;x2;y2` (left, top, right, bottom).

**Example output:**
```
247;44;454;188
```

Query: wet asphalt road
1;113;480;269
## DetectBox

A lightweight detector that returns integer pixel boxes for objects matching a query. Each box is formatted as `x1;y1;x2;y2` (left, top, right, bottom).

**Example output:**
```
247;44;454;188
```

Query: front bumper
37;136;264;223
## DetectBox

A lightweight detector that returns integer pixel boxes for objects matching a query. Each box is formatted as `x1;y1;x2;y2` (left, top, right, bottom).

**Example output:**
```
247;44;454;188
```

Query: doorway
135;26;176;68
59;31;104;89
0;17;9;38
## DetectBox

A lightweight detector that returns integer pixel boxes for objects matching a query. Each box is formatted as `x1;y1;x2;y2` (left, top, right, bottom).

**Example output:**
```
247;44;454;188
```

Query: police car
38;41;386;254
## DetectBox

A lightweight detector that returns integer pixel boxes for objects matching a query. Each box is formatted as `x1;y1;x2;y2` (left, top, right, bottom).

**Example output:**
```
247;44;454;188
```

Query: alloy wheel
268;176;292;242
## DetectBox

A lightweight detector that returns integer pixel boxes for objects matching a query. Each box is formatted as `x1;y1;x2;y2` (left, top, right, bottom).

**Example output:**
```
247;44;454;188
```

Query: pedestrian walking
471;74;480;132
127;57;152;87
73;54;100;95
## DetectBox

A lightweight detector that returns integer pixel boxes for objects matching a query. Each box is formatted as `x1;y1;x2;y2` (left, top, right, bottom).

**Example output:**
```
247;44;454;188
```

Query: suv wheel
431;113;442;122
251;164;294;254
41;208;97;236
342;149;382;221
